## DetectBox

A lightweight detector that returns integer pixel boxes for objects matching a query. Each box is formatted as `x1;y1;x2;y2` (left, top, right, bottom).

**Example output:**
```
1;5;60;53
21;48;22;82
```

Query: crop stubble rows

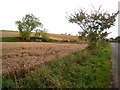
2;42;86;77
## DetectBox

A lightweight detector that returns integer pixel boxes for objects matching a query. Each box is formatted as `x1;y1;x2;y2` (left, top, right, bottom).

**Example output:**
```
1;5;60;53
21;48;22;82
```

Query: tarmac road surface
111;43;120;88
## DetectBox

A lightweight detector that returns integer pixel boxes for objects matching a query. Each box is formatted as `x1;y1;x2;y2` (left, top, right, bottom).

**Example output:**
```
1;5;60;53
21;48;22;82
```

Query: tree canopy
15;14;43;40
67;7;118;48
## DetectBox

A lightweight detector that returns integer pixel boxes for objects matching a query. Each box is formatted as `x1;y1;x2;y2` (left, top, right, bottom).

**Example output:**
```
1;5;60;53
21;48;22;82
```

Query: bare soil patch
1;31;20;37
2;42;87;77
48;33;79;41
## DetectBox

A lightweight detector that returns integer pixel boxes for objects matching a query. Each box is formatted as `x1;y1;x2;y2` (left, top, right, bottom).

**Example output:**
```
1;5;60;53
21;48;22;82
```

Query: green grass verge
0;37;22;42
0;37;42;42
0;37;76;43
2;42;112;88
0;37;79;44
0;37;61;42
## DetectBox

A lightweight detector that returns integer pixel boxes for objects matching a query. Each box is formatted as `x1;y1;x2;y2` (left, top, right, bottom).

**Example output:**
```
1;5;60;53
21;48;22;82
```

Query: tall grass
2;42;112;88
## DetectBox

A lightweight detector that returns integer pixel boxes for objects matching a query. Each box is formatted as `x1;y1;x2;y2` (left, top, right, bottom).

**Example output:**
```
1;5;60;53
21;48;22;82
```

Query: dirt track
111;43;119;88
2;42;87;76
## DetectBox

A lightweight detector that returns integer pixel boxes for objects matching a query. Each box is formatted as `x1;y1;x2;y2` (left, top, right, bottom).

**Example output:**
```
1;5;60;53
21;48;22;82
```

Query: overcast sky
0;0;119;38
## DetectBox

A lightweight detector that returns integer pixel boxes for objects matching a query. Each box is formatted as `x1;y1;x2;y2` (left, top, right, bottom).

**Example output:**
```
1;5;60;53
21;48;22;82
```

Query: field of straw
2;42;87;77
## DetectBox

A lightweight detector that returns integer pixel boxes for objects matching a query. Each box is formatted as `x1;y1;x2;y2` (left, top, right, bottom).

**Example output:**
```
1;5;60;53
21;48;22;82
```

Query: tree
115;36;120;42
35;29;42;38
67;7;118;48
40;28;49;42
15;14;43;40
34;28;49;41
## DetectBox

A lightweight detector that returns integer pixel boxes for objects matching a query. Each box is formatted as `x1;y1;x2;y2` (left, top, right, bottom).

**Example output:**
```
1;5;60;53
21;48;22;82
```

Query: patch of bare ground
48;33;79;41
1;31;20;37
2;42;87;77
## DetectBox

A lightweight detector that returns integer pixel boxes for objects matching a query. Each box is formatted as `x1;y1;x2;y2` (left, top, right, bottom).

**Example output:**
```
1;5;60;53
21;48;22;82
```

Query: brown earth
48;34;79;41
1;31;79;41
1;31;20;37
2;42;87;77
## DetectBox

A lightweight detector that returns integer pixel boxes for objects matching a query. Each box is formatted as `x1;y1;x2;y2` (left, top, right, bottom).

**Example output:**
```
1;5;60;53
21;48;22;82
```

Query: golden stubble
2;42;87;78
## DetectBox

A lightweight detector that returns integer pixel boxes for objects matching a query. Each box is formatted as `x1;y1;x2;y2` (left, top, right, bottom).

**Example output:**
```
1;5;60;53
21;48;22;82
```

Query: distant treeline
109;36;120;42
